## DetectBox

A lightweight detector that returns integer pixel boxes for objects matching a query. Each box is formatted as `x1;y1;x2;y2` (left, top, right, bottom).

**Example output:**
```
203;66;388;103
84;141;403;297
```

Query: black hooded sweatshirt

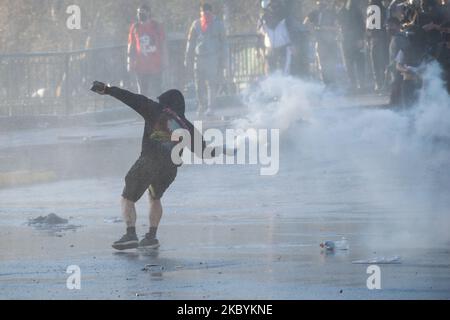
105;86;208;160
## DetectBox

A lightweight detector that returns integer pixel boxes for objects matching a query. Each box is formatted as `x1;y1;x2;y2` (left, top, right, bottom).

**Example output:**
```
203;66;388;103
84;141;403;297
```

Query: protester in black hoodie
91;81;215;250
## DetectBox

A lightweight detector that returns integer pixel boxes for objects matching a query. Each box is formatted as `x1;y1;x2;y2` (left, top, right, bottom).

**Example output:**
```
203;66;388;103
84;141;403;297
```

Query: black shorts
122;154;177;202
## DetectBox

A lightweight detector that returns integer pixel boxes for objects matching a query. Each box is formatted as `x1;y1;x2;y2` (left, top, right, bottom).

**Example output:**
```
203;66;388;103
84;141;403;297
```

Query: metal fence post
64;53;72;115
0;35;264;117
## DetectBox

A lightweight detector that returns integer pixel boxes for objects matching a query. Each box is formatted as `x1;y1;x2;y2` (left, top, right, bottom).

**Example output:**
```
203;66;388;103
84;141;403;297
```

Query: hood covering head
158;89;185;117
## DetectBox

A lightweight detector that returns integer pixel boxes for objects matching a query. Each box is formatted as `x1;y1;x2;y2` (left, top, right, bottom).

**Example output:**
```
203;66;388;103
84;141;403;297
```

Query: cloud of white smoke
236;63;450;249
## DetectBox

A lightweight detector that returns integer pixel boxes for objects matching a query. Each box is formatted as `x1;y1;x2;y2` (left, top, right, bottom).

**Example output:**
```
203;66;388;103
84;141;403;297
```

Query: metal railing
0;34;265;117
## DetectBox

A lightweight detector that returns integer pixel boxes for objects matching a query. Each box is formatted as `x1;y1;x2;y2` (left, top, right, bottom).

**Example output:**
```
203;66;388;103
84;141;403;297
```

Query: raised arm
91;81;161;121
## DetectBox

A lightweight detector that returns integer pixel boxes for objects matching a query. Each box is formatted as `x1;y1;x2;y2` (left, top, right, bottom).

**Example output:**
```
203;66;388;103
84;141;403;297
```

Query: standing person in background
257;0;293;75
284;0;310;78
396;29;428;107
128;4;167;97
435;23;450;93
386;17;408;105
416;0;447;54
443;0;450;22
366;0;389;92
335;0;367;92
387;0;405;20
185;3;228;117
304;1;338;86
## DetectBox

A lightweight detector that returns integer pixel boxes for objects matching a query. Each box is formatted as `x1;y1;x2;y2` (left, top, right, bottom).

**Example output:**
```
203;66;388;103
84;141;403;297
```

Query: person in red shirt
128;4;167;97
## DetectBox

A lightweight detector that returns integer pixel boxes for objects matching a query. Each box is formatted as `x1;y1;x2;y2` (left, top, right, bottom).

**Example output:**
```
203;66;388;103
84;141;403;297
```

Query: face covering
138;11;149;23
201;11;214;32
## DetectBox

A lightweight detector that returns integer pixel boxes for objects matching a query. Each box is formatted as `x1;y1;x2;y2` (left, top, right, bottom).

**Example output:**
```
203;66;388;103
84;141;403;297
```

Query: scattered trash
320;237;349;251
58;135;104;142
352;256;402;264
335;238;350;250
103;217;123;224
142;264;163;272
31;88;46;98
29;213;68;225
28;213;81;233
320;241;335;251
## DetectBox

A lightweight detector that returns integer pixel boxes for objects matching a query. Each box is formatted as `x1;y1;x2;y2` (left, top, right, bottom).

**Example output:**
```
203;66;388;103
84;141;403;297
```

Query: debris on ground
320;237;349;251
28;213;68;225
352;256;402;264
142;264;163;272
28;213;80;233
103;217;123;224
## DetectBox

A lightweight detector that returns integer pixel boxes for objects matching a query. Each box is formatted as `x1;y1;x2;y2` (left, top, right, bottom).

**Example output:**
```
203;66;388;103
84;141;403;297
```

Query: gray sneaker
139;235;160;249
112;233;139;250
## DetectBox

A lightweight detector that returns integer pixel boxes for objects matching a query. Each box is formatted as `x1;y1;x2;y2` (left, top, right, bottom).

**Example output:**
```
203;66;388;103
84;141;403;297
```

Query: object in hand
91;81;107;95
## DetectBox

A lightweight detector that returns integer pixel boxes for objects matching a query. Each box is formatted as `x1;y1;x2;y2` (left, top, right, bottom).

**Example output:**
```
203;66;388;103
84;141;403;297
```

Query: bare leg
149;197;163;228
112;197;139;250
121;197;137;228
